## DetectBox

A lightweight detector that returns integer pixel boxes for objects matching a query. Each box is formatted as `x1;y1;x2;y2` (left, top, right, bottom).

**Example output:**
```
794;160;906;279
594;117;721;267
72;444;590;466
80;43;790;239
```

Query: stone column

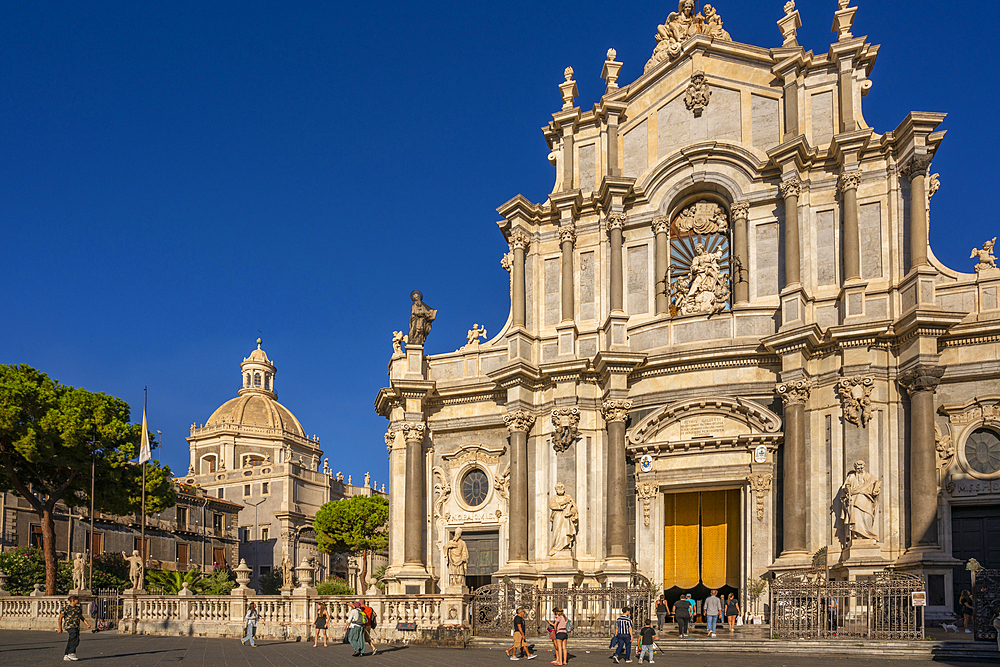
775;381;812;556
401;422;427;566
560;227;576;322
839;171;862;282
898;366;945;547
653;216;670;315
510;230;530;328
731;202;750;305
602;400;632;559
607;214;626;312
504;410;535;563
780;179;802;286
902;155;933;269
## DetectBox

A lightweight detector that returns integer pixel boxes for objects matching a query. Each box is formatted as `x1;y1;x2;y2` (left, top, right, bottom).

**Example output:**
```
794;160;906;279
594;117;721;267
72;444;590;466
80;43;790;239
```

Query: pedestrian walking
827;596;838;635
612;607;634;663
241;602;259;647
637;619;657;663
359;598;378;655
704;590;722;638
57;594;92;661
505;607;536;660
960;590;974;633
655;596;667;632
551;606;569;665
672;595;690;637
725;594;740;631
313;603;329;647
344;601;368;656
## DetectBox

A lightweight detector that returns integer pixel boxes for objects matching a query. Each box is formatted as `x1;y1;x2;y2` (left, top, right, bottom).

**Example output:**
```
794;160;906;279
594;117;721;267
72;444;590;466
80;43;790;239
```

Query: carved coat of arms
674;201;728;235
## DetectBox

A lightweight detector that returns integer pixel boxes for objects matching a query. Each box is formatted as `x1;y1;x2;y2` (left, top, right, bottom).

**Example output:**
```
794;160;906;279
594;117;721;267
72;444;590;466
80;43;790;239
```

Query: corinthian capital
901;154;933;181
384;430;396;452
651;216;670;235
605;212;627;232
729;201;750;220
897;365;945;395
558;226;577;245
509;230;531;251
400;422;426;443
602;400;632;423
776;380;813;406
780;178;801;200
838;171;862;193
504;410;536;434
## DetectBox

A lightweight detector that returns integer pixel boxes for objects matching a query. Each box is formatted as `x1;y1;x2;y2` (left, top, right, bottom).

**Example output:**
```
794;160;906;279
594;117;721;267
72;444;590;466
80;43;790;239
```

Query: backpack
566;618;574;635
364;606;377;629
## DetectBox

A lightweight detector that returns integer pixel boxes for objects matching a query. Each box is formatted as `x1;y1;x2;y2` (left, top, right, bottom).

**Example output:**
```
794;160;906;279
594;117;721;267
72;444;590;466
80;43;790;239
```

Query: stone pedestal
839;279;868;322
493;560;539;587
404;344;425;380
597;558;633;587
394;565;434;594
68;589;92;597
603;312;629;351
838;539;886;569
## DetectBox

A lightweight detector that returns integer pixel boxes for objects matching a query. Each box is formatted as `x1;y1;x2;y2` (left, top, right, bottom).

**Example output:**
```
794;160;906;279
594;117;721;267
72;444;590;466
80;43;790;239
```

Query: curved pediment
628;397;781;445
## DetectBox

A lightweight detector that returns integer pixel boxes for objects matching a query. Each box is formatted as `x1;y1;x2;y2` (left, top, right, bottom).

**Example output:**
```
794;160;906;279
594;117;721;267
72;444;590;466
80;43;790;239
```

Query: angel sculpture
971;237;997;273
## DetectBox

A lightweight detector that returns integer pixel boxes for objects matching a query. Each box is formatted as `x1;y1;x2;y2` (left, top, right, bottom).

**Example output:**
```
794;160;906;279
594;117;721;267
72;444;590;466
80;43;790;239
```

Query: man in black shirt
638;619;658;664
505;607;537;660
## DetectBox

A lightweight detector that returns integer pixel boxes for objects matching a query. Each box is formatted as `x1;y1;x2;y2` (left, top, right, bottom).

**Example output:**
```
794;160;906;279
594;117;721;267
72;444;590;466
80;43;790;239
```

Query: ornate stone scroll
551;407;581;453
645;0;732;72
432;466;451;519
674;200;728;235
684;70;711;117
384;430;395;452
494;463;510;500
500;252;513;273
970;237;997;273
504;410;536;434
837;376;874;427
746;472;773;521
636;478;657;527
780;178;801;199
838;171;862;194
401;422;426;443
928;173;941;199
547;483;579;556
776;379;813;405
606;212;627;233
602;400;632;423
934;423;955;471
509;229;531;251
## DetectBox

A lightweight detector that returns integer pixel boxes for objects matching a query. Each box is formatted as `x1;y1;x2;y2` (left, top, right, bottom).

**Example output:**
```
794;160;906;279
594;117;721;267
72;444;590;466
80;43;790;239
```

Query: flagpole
141;386;147;568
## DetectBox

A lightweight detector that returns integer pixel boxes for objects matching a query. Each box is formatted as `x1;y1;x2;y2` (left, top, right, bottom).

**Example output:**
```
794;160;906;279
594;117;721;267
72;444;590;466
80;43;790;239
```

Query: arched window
245;373;250;388
264;373;271;391
254;373;261;387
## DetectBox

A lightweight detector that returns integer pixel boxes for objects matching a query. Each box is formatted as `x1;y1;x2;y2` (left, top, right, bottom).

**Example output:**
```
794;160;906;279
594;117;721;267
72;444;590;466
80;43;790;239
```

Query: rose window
461;469;489;507
965;428;1000;475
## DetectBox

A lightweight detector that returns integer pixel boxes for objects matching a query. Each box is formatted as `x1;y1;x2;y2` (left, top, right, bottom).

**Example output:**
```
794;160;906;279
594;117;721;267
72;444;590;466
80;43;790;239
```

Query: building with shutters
376;1;1000;621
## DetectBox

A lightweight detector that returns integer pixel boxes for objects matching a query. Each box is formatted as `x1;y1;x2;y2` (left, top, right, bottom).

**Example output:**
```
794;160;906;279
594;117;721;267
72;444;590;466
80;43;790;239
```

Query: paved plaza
0;631;994;667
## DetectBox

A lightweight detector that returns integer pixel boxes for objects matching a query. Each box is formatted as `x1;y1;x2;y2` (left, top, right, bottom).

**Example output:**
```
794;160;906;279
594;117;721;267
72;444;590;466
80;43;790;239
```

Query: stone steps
468;635;997;660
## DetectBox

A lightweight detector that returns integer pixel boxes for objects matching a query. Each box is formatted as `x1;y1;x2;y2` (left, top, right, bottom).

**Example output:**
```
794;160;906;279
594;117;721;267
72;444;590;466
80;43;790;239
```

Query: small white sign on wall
754;445;768;464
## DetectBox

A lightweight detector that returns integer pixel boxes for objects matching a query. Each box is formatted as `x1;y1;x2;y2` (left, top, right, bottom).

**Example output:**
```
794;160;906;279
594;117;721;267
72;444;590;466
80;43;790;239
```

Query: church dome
206;393;306;438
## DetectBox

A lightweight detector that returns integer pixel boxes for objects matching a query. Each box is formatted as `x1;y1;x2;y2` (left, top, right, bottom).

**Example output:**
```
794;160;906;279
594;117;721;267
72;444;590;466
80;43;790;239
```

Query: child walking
638;619;658;664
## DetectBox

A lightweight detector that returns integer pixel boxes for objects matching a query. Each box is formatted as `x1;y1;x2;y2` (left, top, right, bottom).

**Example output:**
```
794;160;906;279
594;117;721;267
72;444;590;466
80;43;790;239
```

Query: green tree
90;553;130;592
316;576;355;596
313;494;388;590
0;365;177;594
258;568;285;595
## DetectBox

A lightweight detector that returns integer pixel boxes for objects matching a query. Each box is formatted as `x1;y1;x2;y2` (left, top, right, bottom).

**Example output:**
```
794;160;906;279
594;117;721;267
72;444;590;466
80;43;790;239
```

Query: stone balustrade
0;592;469;646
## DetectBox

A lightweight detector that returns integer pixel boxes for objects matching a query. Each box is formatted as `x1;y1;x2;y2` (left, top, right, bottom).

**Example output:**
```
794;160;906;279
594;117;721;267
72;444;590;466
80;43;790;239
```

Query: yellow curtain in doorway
726;488;740;589
663;492;700;590
700;489;741;590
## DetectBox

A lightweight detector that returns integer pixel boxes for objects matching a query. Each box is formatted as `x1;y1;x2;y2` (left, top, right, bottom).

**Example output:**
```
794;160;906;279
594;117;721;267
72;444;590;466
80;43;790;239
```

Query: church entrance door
951;505;1000;609
463;530;499;592
662;490;740;607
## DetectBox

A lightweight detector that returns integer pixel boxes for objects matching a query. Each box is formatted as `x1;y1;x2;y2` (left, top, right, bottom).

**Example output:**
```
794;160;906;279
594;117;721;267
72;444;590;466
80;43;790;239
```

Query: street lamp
246;498;266;589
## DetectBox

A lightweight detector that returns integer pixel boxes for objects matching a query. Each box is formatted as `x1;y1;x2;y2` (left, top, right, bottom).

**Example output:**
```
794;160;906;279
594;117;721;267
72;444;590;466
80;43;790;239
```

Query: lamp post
246;498;266;589
87;427;99;592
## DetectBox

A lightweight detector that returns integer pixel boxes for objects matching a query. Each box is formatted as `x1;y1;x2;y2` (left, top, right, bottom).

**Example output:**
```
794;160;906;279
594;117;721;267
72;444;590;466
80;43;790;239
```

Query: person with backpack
551;607;569;666
344;601;367;656
359;598;378;656
612;607;634;664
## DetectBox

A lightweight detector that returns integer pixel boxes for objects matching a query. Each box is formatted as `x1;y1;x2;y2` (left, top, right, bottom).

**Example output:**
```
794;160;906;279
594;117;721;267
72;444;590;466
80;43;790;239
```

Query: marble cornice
632;346;777;380
761;323;824;356
767;134;816;172
593;351;646;378
891;307;966;346
938;318;1000;349
487;360;547;390
425;414;508;434
538;358;591;383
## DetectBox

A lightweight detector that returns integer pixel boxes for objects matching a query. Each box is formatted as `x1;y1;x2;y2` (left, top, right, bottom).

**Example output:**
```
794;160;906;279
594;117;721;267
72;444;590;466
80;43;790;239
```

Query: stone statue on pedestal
72;553;86;592
280;555;294;590
408;290;437;346
548;483;580;556
444;528;469;586
842;460;881;541
122;550;144;591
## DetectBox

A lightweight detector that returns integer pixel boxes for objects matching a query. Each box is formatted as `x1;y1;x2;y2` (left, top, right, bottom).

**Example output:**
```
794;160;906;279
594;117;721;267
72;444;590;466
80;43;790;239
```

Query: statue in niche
72;553;86;591
547;483;580;556
444;528;469;586
674;243;728;315
408;290;437;346
970;237;997;272
122;550;144;591
841;460;881;541
684;71;712;117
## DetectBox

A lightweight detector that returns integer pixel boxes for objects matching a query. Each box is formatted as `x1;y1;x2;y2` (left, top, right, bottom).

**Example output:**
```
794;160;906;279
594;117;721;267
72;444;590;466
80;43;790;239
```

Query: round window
461;469;489;507
965;428;1000;475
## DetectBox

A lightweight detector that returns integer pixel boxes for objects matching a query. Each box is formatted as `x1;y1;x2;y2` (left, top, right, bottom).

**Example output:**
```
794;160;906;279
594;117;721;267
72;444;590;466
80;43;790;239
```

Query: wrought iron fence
972;568;1000;643
472;581;653;638
771;567;924;640
93;588;123;631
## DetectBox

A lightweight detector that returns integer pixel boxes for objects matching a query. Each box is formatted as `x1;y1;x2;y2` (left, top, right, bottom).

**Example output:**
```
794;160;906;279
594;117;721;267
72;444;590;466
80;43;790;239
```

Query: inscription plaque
679;415;725;439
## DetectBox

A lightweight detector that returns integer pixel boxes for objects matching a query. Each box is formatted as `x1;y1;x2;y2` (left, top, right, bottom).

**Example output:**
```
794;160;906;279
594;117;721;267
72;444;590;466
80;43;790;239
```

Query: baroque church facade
376;0;1000;619
183;340;386;591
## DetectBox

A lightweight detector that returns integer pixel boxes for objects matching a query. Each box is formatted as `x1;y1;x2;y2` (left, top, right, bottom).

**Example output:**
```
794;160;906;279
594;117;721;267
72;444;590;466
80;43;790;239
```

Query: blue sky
2;0;998;485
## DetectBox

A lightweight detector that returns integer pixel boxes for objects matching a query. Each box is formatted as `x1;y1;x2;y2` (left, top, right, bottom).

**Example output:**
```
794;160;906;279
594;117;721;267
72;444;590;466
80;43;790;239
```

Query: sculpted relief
672;242;729;316
646;1;733;72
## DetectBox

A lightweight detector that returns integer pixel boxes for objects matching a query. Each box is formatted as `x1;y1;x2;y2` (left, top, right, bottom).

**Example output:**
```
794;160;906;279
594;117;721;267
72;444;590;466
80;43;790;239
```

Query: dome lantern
239;338;277;398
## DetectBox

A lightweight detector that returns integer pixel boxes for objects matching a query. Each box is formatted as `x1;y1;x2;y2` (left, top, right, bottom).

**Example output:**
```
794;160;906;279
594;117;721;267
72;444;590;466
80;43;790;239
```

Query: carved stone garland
837;376;874;427
746;472;773;521
551;407;581;453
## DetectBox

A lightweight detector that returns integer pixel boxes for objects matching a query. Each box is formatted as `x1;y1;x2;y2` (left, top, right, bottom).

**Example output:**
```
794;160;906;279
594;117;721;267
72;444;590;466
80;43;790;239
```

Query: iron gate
771;568;924;640
93;588;123;631
472;581;653;638
972;568;999;642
